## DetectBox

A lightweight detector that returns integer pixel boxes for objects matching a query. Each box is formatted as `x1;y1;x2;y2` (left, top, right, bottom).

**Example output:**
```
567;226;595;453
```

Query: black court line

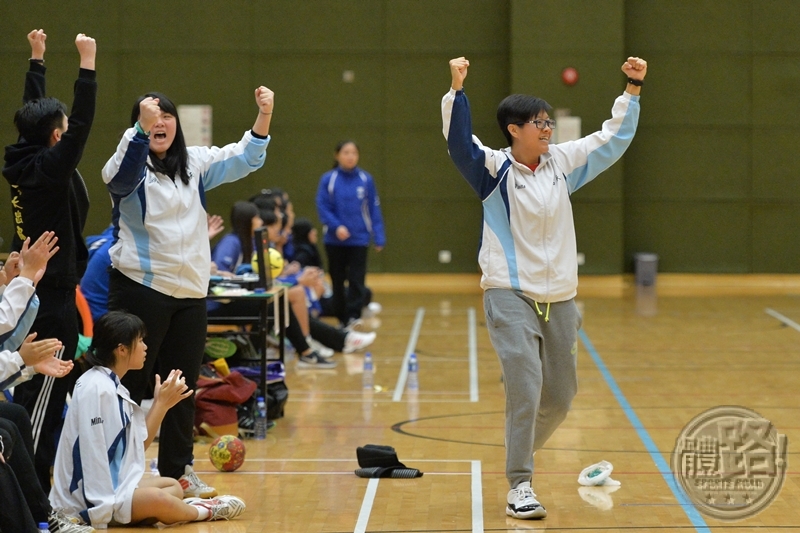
392;412;800;455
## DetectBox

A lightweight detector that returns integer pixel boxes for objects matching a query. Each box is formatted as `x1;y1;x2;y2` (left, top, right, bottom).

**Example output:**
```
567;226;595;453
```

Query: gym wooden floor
134;274;800;532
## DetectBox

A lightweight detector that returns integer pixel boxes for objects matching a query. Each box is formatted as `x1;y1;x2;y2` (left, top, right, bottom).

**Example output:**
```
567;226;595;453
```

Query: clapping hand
153;369;194;410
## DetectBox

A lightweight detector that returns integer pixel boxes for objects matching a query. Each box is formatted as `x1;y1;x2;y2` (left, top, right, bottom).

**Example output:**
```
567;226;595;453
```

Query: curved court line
392;412;699;453
393;307;426;401
578;329;710;532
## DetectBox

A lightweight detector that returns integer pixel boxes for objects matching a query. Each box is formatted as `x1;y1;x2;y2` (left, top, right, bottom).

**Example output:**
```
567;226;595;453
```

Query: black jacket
3;62;96;289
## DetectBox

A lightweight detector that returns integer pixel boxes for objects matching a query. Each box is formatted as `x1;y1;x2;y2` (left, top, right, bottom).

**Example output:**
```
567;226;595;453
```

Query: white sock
191;503;211;521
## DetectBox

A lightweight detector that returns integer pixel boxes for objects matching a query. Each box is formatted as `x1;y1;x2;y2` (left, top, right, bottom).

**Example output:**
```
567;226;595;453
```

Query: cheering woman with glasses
442;56;647;521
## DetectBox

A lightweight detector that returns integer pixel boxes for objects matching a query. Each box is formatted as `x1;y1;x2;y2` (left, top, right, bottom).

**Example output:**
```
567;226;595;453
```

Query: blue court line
578;329;711;532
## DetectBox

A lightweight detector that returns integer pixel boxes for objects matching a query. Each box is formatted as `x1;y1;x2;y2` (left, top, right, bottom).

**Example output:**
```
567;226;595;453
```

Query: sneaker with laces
179;464;218;498
297;351;338;368
506;482;547;519
185;495;246;521
49;509;95;532
343;330;376;354
306;336;335;358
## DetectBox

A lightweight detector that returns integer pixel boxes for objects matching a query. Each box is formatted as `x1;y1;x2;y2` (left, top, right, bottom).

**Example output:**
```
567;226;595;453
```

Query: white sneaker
307;336;335;358
179;464;218;498
343;331;376;354
506;482;546;519
185;495;246;520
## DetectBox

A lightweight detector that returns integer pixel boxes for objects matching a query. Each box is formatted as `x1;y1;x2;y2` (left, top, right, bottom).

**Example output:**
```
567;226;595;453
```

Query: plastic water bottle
149;458;159;476
362;352;374;389
254;396;268;440
407;353;419;391
38;523;49;533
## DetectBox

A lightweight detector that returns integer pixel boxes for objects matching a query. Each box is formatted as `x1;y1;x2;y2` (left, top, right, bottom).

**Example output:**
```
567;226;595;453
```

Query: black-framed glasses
521;119;556;130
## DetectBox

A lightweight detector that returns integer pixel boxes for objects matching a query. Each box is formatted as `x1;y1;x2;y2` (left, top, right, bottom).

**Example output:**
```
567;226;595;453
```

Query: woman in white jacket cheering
101;86;273;497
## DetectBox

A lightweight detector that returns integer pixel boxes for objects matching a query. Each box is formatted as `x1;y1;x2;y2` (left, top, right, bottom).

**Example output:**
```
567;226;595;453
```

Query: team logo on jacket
357;186;365;199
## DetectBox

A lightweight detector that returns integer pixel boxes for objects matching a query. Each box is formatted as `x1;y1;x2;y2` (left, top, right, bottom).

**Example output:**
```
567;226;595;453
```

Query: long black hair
130;92;190;184
292;217;314;247
85;311;147;368
230;201;260;266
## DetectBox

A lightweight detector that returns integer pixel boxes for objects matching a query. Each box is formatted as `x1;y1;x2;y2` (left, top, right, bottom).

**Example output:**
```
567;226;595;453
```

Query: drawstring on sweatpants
533;301;551;322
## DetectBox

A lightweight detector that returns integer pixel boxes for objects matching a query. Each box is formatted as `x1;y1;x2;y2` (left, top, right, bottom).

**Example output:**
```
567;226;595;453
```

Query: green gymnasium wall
1;1;799;273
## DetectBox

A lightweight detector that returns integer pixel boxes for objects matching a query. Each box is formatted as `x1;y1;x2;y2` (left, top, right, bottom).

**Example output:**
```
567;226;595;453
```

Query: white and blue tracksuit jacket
442;88;639;303
50;366;147;527
0;276;40;390
316;166;386;248
102;128;269;299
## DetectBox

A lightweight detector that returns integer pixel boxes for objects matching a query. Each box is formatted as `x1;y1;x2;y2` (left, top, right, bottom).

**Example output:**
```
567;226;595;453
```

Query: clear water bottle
38;523;49;533
254;396;268;440
149;458;159;476
362;352;374;389
407;353;419;391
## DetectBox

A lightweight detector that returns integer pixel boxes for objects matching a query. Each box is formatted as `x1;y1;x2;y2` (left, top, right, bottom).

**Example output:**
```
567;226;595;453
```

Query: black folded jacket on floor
355;444;423;478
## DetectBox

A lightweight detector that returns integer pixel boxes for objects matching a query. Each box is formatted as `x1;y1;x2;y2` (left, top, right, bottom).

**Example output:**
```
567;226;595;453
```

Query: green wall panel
752;128;800;199
752;205;800;272
248;1;384;52
386;1;509;53
631;53;751;126
512;0;624;53
753;55;800;126
753;0;800;52
625;0;752;52
379;199;482;273
624;202;751;273
573;202;624;274
625;128;751;200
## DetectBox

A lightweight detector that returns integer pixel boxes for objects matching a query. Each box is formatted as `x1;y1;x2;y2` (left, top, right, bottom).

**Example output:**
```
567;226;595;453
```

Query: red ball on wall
561;67;579;86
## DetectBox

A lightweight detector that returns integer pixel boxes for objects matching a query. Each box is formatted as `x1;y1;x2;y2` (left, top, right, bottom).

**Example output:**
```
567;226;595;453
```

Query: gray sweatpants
484;289;582;489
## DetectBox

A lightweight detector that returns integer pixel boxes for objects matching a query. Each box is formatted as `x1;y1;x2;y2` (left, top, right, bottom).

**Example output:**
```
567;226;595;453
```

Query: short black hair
496;94;552;146
86;311;147;369
130;92;189;184
13;97;67;146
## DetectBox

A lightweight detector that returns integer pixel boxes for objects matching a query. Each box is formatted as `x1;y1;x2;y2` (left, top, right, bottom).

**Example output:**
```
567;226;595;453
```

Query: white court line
471;460;484;533
392;307;426;401
468;307;479;402
765;307;800;333
354;478;379;533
